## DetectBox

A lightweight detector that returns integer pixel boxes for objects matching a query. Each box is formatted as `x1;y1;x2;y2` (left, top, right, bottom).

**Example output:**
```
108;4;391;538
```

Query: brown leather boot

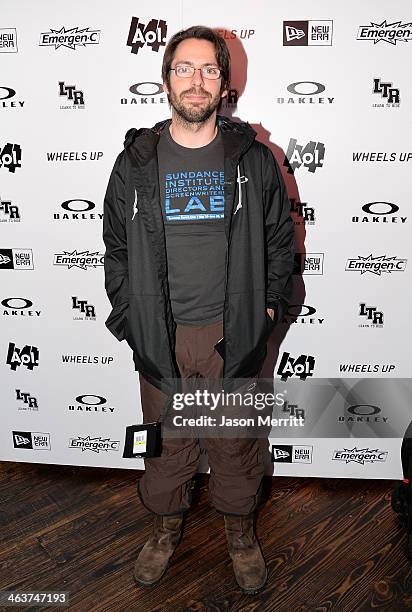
133;514;184;586
224;513;268;594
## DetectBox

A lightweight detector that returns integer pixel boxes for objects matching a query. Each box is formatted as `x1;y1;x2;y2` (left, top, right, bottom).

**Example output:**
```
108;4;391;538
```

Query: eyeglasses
170;64;221;80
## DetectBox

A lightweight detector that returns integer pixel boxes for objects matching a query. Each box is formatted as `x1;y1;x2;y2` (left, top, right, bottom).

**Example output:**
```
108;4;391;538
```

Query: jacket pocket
105;301;129;341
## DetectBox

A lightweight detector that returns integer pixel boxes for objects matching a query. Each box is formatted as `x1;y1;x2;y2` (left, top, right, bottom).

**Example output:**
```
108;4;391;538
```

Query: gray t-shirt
157;125;226;325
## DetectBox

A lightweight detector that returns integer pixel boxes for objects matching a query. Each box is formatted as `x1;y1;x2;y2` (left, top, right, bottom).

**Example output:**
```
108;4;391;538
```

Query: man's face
163;38;227;123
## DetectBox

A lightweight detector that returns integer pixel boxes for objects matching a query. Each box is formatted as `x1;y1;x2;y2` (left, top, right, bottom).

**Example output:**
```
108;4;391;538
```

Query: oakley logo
61;199;95;212
75;395;107;405
287;81;326;96
2;297;33;309
0;87;16;100
129;82;163;96
361;201;399;215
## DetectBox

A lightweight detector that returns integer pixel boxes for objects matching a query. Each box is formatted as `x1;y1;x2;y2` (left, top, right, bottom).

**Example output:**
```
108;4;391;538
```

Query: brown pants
136;319;265;516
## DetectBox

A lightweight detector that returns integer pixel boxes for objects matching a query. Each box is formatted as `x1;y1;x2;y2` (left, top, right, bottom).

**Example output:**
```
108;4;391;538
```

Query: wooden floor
0;461;411;612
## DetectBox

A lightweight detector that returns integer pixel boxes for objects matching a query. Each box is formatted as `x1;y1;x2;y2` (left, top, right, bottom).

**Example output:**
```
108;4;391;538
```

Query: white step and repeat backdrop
1;0;411;479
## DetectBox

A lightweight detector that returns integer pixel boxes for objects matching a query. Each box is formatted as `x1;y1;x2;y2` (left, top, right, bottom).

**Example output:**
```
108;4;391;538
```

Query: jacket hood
123;115;257;167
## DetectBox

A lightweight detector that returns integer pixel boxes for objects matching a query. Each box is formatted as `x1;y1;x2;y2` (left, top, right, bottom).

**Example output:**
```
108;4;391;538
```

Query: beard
168;86;221;124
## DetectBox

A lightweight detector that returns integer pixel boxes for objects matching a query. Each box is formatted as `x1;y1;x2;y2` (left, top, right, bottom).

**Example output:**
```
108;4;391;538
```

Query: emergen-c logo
332;447;388;465
68;435;120;453
39;26;101;50
345;254;407;275
357;21;412;45
53;250;104;269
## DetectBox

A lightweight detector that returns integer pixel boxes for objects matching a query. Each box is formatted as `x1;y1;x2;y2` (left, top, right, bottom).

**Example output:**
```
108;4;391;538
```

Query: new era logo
272;444;313;463
272;447;290;460
12;430;51;449
283;20;333;46
14;433;30;446
285;25;305;41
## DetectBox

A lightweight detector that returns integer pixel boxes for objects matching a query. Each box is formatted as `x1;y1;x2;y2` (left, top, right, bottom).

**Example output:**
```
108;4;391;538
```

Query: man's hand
266;307;275;321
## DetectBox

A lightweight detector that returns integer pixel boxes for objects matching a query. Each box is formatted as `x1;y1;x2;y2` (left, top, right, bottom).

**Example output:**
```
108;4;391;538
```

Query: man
103;25;295;594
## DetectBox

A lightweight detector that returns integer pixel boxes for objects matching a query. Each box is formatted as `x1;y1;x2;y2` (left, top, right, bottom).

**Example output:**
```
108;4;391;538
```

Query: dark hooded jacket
103;115;295;397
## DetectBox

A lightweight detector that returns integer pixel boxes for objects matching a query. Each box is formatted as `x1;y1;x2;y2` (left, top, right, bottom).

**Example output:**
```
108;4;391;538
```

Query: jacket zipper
221;161;241;378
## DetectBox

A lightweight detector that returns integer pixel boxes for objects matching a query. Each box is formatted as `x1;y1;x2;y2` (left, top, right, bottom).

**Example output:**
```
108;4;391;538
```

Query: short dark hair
162;25;231;94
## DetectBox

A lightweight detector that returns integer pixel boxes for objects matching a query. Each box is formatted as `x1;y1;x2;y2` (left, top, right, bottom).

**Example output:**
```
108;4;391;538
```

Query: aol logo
277;352;315;381
127;17;167;54
6;343;39;371
284;139;325;174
